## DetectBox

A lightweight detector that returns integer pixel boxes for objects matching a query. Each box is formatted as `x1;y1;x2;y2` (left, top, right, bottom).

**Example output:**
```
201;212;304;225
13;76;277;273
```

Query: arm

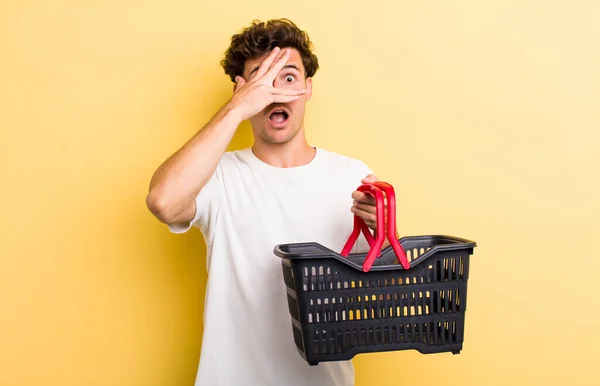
146;105;241;225
146;47;305;225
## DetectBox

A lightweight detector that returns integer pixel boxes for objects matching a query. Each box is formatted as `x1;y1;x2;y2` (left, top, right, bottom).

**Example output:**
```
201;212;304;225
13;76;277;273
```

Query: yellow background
2;1;599;385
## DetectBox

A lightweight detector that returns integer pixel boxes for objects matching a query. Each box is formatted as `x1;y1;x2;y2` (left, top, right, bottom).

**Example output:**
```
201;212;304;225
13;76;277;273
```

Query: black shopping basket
274;181;477;365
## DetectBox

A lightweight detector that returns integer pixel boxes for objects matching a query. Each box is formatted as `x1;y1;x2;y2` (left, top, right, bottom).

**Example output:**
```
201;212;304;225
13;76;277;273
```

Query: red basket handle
341;184;386;271
341;182;411;272
370;181;410;270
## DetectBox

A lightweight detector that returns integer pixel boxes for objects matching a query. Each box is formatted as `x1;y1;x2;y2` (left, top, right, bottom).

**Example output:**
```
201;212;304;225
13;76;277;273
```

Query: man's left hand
350;174;382;231
351;174;400;247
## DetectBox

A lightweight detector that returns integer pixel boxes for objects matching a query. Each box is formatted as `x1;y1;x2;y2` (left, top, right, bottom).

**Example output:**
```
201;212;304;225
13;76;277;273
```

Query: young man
146;19;381;386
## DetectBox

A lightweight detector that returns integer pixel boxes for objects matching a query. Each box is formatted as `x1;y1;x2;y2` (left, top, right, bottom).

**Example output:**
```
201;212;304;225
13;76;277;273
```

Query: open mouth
268;109;289;125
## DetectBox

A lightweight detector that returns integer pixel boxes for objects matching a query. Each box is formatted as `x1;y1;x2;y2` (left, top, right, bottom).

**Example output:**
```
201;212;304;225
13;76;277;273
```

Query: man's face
242;48;312;145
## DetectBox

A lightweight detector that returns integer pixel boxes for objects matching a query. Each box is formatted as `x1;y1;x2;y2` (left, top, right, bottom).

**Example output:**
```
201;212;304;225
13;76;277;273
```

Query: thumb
361;174;378;184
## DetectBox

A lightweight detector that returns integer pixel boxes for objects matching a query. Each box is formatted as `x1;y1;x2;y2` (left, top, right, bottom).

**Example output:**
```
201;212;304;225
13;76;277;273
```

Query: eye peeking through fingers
284;75;295;83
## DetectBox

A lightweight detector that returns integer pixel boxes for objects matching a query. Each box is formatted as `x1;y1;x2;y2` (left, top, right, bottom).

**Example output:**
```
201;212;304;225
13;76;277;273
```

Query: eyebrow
248;64;301;77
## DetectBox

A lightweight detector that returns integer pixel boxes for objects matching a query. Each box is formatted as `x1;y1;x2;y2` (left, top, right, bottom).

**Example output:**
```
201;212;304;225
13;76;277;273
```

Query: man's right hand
226;47;306;122
146;48;305;226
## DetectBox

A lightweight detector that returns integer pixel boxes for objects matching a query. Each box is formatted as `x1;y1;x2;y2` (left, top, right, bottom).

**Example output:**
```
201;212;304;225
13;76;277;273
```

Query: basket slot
344;296;350;322
454;290;458;312
454;289;459;312
416;292;423;315
287;293;299;321
425;323;435;346
453;320;457;343
293;325;304;352
359;294;365;320
429;290;434;316
329;328;336;353
318;266;324;289
440;321;446;345
456;318;463;343
383;293;389;318
282;262;295;290
302;267;307;291
444;290;448;313
453;257;458;280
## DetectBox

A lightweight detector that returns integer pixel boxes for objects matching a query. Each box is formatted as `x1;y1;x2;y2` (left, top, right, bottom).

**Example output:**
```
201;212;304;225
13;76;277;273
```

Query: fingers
270;87;306;96
352;194;388;215
351;191;376;205
271;94;302;103
263;48;292;83
351;205;389;231
353;201;377;214
351;189;388;230
361;174;378;184
350;206;377;228
254;47;282;79
352;174;386;232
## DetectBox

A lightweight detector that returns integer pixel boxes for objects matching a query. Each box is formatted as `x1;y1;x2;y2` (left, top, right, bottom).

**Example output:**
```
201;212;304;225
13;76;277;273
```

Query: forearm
146;103;242;223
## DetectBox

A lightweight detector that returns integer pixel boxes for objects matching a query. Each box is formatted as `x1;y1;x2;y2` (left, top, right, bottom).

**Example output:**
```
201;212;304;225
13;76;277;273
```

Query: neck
252;131;316;168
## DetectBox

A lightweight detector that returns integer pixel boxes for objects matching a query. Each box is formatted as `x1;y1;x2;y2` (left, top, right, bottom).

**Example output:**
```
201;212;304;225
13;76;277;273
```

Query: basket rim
273;234;476;272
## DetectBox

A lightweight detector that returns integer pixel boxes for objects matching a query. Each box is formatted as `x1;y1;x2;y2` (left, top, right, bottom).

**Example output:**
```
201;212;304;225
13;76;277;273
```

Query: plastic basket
274;181;477;365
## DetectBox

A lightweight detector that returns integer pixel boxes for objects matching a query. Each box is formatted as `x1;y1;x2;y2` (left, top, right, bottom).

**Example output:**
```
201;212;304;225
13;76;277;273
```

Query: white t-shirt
169;147;373;386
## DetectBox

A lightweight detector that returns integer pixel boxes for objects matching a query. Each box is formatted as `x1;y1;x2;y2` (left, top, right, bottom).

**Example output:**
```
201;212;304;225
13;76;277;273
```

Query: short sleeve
167;165;222;234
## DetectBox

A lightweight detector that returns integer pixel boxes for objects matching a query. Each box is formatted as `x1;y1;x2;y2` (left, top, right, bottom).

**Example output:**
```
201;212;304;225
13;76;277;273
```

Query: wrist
221;100;245;126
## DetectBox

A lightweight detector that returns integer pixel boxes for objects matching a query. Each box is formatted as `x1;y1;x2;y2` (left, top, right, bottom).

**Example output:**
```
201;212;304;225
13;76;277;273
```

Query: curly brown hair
221;19;319;83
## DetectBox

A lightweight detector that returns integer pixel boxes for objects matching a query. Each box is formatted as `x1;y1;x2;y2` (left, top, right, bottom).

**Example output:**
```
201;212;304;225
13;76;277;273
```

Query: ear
233;76;246;93
305;77;313;102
